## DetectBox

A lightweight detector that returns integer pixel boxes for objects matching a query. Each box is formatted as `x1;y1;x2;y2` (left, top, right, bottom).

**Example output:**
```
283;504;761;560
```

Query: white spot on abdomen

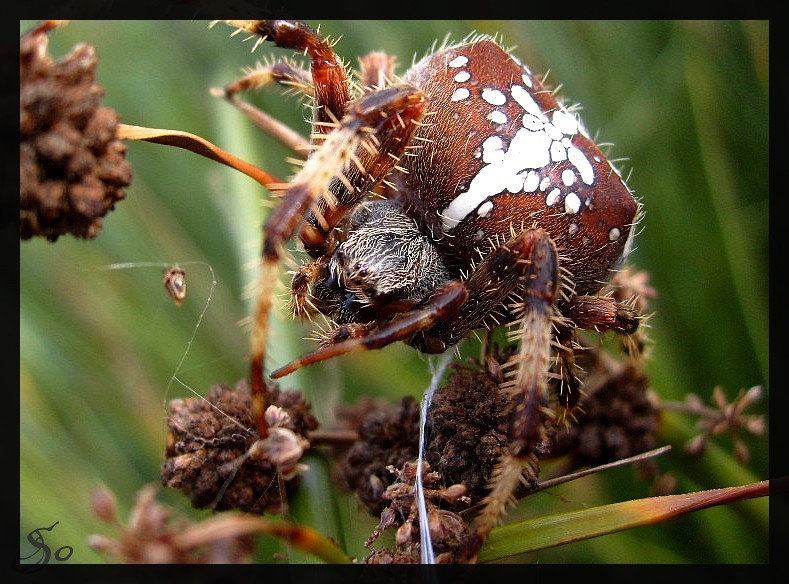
522;114;543;131
511;85;547;120
550;141;567;162
509;128;552;168
523;170;540;192
552;110;579;135
440;78;600;231
481;135;505;163
482;88;507;106
564;192;581;214
567;145;595;185
451;88;470;102
477;201;494;217
449;55;468;68
487;110;507;124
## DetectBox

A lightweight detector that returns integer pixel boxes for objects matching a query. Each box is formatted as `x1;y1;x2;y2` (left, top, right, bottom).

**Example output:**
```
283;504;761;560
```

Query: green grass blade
478;480;768;563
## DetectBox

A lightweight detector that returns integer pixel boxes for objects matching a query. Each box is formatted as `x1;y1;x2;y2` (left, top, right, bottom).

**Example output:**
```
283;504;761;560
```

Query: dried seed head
20;22;132;241
362;460;470;564
253;426;310;480
339;346;552;516
90;484;119;524
673;385;766;464
88;484;257;564
161;379;317;515
264;404;292;427
424;354;523;502
549;348;661;477
339;396;422;515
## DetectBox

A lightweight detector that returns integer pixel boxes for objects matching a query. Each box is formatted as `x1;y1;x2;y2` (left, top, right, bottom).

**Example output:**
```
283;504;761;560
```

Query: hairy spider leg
356;52;397;92
221;20;351;133
250;85;428;436
552;320;583;412
551;293;640;412
214;32;401;158
215;21;429;437
454;228;561;562
289;260;326;320
270;281;468;379
213;59;313;157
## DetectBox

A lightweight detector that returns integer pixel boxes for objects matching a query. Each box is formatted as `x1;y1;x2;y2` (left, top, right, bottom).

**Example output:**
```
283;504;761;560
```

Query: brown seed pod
20;21;132;241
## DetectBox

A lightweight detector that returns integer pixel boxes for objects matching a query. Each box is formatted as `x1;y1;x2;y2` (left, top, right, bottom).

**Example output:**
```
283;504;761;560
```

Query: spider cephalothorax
308;200;452;325
213;20;643;561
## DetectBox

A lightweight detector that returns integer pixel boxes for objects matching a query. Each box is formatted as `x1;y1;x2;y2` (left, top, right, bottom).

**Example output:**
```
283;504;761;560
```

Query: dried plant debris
364;462;471;564
549;347;662;477
89;484;257;564
162;379;318;515
20;21;131;241
339;395;422;515
663;385;766;464
340;347;559;518
339;339;669;560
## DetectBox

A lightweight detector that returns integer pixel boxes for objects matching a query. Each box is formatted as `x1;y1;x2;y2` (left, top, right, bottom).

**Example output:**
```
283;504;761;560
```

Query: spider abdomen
397;38;639;295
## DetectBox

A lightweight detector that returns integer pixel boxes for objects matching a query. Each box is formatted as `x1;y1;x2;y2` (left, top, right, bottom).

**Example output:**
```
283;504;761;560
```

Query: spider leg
562;294;639;336
219;20;351;136
270;280;468;379
547;294;639;415
357;52;397;92
222;60;313;98
249;85;428;437
455;228;562;562
552;320;583;413
413;228;555;352
289;260;327;320
596;266;656;359
212;60;313;157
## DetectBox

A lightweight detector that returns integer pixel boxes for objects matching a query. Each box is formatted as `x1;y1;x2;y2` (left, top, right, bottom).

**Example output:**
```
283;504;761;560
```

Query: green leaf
478;480;768;563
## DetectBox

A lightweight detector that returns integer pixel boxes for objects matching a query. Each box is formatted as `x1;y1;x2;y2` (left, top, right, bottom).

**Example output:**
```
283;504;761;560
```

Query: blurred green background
20;20;769;564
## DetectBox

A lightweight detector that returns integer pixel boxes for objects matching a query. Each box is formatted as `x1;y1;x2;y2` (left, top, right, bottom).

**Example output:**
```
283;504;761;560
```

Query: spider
214;20;642;559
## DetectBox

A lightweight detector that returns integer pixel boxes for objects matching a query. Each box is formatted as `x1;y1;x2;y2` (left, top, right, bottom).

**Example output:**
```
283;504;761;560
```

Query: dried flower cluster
20;22;131;241
161;380;318;515
333;321;675;561
550;347;662;476
339;347;548;520
364;462;471;563
89;484;256;563
664;385;766;464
